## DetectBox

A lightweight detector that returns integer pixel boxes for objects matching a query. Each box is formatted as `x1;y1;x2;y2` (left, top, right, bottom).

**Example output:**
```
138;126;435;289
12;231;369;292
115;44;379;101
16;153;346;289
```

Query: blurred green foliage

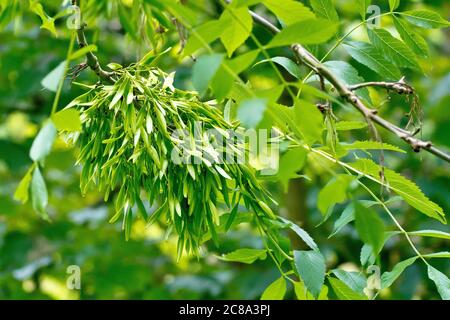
0;0;449;299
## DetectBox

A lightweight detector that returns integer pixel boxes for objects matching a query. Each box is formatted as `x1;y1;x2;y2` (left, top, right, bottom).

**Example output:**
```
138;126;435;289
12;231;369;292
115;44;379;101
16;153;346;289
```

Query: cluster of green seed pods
66;63;277;257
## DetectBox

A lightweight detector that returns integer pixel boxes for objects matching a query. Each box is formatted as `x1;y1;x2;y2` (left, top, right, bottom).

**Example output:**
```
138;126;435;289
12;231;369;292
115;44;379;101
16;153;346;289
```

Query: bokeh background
0;0;449;299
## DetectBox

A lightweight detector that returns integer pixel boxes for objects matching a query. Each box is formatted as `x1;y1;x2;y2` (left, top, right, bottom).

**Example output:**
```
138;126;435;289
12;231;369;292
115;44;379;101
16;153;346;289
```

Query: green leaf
237;98;267;128
329;202;354;237
310;0;339;22
118;5;138;41
280;217;319;252
219;7;253;56
381;256;418;289
29;120;57;162
328;277;367;300
211;50;260;100
31;166;49;219
317;174;354;215
354;201;385;255
192;54;224;95
184;19;227;56
51;109;82;132
322;61;371;103
277;148;307;192
428;265;450;300
335;121;367;131
388;0;400;11
293;99;324;144
400;10;450;29
423;252;450;259
254;57;302;79
41;61;67;92
341;140;405;153
343;41;401;80
393;17;429;58
351;158;446;223
219;248;267;264
263;0;315;25
294;250;326;298
29;1;57;36
14;166;35;204
293;281;315;300
367;28;419;70
360;243;376;266
332;269;367;294
408;230;450;240
69;45;98;61
357;0;371;19
261;277;286;300
268;18;338;47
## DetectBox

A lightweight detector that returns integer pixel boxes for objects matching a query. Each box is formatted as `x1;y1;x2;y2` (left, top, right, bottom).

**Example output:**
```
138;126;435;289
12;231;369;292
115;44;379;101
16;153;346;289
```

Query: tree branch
348;78;413;95
249;10;450;163
71;0;115;84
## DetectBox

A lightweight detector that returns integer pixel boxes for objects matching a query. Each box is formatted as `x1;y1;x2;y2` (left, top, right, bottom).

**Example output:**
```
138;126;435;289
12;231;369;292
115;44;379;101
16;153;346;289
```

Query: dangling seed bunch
65;61;277;256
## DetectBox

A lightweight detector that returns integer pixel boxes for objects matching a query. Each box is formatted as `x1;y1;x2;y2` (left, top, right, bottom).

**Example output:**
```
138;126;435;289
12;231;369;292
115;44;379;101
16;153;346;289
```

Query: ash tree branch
71;0;115;84
249;9;450;163
348;78;413;95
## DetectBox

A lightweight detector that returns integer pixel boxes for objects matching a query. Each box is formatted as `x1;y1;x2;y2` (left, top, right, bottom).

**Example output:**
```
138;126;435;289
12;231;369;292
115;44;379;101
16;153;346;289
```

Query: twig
349;78;414;95
249;9;450;163
71;0;116;84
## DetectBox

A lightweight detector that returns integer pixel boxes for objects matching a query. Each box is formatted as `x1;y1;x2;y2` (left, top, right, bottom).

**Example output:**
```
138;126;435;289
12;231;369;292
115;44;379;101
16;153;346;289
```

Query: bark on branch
71;0;115;84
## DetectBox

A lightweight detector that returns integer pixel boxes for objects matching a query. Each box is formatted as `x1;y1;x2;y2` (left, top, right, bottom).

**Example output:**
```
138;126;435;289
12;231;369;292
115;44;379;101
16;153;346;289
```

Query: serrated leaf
280;217;319;251
322;61;371;103
41;61;67;92
294;250;326;298
29;120;57;162
381;256;418;289
343;41;401;80
293;99;324;144
354;201;385;255
317;174;354;215
277;148;307;192
428;265;450;300
310;0;339;22
332;269;367;294
268;18;338;47
219;248;267;264
368;28;419;70
261;277;286;300
341;140;405;153
393;17;429;58
263;0;315;25
400;10;450;29
184;19;227;56
350;158;446;223
51;109;82;132
31;166;48;219
329;202;355;237
219;7;252;56
254;56;302;79
328;277;367;300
